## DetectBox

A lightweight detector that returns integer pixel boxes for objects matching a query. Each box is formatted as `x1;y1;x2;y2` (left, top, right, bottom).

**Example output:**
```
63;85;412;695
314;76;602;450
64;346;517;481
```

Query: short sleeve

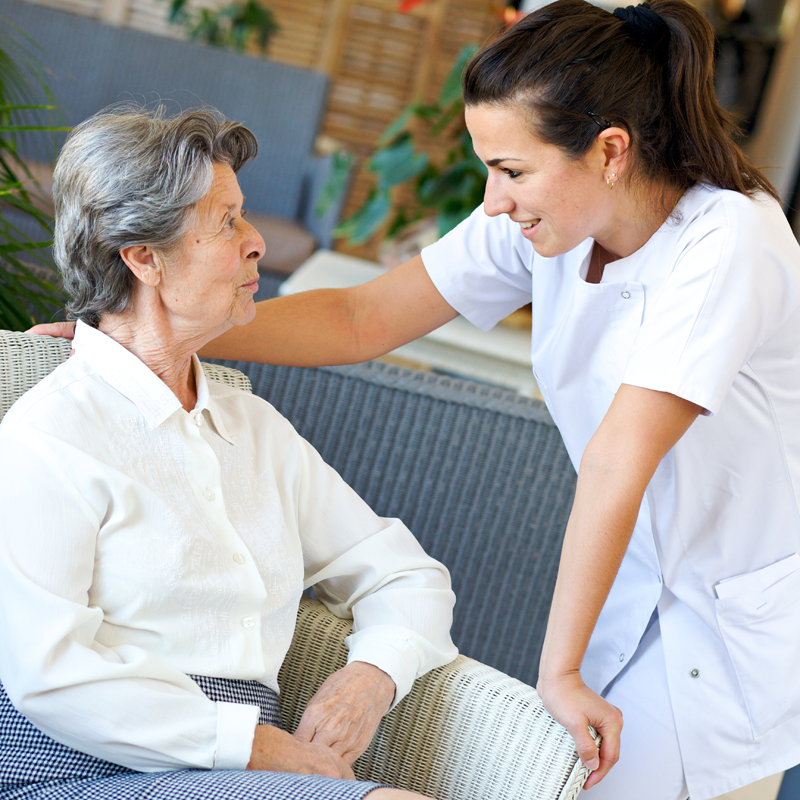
623;194;800;414
421;204;534;331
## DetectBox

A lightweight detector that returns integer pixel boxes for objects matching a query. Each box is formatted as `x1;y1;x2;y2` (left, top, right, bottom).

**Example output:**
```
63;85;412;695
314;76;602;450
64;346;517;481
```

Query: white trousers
582;616;690;800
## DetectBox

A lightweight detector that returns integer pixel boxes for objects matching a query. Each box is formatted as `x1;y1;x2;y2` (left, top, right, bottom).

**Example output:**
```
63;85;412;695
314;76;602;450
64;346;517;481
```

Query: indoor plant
0;20;67;330
330;44;487;247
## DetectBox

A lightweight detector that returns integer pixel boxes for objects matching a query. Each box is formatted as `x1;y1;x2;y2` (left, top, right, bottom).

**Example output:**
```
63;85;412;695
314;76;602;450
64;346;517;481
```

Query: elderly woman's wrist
347;660;397;708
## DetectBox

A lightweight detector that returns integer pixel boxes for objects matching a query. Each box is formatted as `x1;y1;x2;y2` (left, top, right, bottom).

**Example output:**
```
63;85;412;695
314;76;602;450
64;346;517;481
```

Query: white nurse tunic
421;183;800;800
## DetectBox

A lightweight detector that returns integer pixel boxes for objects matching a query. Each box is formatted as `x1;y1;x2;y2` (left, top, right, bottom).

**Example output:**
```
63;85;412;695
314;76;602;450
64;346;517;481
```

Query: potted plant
330;44;487;251
167;0;279;55
0;20;67;330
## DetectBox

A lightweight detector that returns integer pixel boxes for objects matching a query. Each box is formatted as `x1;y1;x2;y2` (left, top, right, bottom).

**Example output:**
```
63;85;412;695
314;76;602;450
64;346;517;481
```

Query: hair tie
613;2;670;49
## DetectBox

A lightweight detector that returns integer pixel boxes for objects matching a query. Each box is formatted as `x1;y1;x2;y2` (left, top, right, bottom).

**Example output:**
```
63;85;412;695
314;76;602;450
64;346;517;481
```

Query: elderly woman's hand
246;724;355;778
293;661;396;765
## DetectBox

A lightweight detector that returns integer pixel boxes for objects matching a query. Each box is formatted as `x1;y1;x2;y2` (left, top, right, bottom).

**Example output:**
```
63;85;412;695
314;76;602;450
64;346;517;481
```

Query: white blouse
422;184;800;800
0;322;457;773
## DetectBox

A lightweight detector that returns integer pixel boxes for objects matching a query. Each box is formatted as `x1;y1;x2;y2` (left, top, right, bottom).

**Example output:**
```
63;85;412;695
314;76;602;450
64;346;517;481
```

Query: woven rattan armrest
0;331;252;422
0;330;588;799
278;596;590;800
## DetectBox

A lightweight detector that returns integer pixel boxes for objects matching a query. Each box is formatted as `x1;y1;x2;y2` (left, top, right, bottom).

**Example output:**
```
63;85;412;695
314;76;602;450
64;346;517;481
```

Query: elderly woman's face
164;163;264;332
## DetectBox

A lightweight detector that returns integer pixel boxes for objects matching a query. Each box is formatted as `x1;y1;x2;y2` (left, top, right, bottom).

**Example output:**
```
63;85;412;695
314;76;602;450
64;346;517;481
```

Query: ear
119;245;163;288
598;126;632;176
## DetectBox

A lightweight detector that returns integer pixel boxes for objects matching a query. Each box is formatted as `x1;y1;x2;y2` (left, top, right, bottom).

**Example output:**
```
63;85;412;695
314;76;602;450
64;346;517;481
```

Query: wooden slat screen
16;0;503;256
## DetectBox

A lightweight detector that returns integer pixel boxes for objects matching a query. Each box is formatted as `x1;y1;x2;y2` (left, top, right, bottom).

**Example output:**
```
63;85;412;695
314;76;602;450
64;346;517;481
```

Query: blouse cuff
212;701;260;770
345;631;423;711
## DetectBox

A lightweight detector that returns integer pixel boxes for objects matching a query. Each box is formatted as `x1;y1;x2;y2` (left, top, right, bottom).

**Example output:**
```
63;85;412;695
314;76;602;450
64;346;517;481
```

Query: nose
483;172;515;218
242;218;266;263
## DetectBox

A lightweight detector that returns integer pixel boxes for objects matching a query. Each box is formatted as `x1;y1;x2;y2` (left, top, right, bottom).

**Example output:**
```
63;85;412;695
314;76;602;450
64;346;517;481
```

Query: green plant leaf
315;150;353;218
438;44;479;107
0;104;57;112
169;0;279;55
369;139;429;190
333;39;485;248
436;208;471;236
0;125;70;132
0;21;67;329
378;105;417;147
334;188;391;245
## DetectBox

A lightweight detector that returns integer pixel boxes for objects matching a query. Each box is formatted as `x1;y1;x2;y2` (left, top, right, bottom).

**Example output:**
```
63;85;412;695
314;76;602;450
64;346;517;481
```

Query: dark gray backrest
0;0;329;223
213;358;577;688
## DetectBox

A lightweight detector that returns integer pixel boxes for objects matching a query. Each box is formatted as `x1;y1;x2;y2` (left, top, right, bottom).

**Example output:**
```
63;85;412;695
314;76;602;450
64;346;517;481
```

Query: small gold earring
607;172;616;189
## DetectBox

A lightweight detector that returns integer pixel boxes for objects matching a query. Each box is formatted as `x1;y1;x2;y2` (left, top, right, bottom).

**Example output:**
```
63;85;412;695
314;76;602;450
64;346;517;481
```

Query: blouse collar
71;321;236;444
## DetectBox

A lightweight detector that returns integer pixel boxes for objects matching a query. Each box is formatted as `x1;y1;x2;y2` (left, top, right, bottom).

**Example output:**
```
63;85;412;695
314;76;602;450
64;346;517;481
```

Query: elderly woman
0;106;456;800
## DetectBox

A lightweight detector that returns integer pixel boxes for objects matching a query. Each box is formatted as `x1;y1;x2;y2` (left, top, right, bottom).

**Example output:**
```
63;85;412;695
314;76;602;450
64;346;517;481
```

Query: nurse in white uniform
34;0;800;797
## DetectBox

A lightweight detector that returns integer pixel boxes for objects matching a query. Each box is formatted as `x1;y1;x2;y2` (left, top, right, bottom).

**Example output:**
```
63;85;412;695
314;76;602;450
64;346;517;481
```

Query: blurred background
6;0;797;263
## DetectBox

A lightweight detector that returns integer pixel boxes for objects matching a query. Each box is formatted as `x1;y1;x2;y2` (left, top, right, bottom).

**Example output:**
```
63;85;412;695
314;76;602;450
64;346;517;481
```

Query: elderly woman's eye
226;211;248;230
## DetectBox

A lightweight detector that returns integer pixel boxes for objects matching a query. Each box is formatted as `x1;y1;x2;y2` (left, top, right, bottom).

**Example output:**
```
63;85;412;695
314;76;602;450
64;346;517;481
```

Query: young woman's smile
465;104;616;259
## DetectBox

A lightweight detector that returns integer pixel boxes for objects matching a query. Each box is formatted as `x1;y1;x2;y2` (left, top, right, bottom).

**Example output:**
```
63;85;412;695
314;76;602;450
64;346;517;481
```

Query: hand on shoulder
27;321;76;340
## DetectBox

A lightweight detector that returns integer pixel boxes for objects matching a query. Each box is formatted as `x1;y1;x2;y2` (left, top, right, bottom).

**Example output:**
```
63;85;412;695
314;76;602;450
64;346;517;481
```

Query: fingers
538;675;623;789
574;725;601;772
294;663;394;765
27;321;76;339
583;723;621;788
247;723;355;779
292;715;316;743
338;758;356;780
303;715;369;764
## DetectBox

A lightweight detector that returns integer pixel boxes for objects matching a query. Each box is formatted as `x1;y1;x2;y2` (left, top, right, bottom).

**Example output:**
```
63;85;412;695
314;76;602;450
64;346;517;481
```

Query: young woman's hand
293;661;396;765
537;671;621;789
27;321;76;339
246;723;355;778
537;385;702;790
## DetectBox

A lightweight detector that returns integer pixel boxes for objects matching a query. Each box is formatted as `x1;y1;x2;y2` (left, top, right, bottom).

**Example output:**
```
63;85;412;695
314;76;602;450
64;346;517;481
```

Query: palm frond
0;16;67;330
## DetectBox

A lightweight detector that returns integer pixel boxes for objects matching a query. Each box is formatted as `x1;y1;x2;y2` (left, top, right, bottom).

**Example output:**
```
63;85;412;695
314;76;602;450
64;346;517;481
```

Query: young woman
33;2;800;798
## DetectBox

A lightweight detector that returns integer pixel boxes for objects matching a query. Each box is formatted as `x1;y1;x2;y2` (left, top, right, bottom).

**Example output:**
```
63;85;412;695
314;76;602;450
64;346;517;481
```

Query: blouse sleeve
622;195;800;414
421;204;534;331
286;424;458;709
0;432;259;773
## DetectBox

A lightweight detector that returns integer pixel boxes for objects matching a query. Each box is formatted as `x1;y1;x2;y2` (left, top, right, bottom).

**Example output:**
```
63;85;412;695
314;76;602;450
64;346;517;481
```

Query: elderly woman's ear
119;244;164;287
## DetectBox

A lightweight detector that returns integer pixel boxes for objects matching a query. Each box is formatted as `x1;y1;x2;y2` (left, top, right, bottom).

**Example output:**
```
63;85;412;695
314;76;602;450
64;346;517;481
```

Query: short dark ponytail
463;0;777;200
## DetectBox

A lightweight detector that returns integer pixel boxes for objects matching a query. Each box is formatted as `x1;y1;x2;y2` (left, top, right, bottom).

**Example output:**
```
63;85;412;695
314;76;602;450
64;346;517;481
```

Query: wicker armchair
0;329;591;800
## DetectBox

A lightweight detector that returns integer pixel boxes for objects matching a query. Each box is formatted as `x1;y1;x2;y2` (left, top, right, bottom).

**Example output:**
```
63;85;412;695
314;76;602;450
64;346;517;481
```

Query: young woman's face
465;103;612;258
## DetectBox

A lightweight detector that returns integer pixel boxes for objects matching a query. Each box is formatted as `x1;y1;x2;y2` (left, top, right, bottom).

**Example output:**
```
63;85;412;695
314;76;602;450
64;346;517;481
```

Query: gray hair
53;104;258;327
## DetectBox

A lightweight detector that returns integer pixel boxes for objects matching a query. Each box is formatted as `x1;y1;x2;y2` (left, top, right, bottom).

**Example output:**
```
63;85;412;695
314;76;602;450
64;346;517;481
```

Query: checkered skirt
0;677;385;800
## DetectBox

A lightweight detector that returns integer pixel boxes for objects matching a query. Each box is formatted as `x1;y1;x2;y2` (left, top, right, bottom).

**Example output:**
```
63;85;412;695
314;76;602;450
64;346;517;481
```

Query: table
280;250;540;398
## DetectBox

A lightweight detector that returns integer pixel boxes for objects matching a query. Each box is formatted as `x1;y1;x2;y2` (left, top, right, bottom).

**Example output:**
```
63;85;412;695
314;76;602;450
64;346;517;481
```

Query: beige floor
711;772;784;800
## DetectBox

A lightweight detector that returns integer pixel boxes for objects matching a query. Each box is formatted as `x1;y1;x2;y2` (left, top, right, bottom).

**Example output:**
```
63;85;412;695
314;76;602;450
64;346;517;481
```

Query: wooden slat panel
16;0;502;258
22;0;104;19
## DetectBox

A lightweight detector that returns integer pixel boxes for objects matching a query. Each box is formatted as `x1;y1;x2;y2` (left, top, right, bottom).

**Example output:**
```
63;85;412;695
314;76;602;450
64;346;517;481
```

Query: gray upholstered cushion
0;0;328;226
209;358;577;688
247;212;317;275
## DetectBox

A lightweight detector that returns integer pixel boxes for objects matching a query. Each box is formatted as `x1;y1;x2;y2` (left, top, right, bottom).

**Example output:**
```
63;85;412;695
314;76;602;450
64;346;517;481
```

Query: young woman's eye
503;168;522;179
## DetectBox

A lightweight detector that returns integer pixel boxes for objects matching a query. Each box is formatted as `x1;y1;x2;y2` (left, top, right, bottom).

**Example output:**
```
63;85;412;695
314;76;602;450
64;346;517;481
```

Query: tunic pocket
715;553;800;738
